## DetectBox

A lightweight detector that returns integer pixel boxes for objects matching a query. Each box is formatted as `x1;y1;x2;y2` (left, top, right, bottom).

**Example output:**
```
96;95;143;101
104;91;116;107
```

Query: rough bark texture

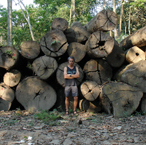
51;18;68;32
56;62;84;87
67;42;86;62
84;9;118;33
0;83;14;111
100;82;143;117
3;69;21;87
40;30;68;57
86;31;114;58
32;56;58;80
126;46;145;64
20;41;40;60
16;76;57;111
83;59;112;85
80;81;101;101
64;28;76;44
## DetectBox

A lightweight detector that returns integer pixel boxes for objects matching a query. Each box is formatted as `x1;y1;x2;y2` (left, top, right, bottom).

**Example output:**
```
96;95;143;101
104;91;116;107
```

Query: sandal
65;110;69;115
73;110;77;115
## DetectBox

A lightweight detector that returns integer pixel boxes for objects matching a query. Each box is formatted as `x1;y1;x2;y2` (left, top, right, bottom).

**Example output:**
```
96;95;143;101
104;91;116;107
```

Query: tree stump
126;46;145;63
0;46;20;70
83;59;112;85
32;56;58;80
84;9;118;33
67;42;86;62
120;26;146;50
86;31;114;58
3;69;21;87
100;82;143;117
80;81;101;101
56;62;84;87
0;83;14;111
40;30;68;57
51;18;68;32
16;76;57;111
20;41;40;60
115;60;146;93
141;94;146;114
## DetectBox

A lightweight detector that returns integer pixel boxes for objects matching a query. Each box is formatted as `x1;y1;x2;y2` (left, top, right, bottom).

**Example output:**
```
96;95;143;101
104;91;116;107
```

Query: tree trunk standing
7;0;12;46
72;0;75;22
103;0;106;10
125;21;127;35
128;7;131;35
69;7;72;27
119;0;124;35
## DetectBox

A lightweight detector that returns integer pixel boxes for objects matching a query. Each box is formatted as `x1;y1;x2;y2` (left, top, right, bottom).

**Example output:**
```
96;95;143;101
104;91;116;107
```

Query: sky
0;0;34;10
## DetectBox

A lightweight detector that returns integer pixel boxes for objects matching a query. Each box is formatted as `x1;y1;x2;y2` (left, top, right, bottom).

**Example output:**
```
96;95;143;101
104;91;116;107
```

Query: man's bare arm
72;67;80;78
64;67;74;79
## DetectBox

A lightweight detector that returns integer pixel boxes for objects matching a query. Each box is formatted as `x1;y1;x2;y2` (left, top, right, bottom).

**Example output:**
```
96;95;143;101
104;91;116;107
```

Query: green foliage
4;50;15;60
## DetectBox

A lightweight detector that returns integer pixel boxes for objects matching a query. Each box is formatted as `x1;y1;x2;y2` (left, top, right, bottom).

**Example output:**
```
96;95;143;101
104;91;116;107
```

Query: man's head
68;56;75;66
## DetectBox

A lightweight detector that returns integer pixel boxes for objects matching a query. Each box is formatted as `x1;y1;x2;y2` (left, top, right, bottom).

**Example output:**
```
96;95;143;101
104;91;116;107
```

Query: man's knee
65;97;69;101
74;96;78;100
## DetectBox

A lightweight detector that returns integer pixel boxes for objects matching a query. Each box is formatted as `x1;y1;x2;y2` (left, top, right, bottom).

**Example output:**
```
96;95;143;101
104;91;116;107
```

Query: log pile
1;9;146;117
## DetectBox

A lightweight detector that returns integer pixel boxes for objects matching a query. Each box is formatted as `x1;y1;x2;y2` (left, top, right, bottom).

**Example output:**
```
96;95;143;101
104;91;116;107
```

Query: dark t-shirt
65;66;77;86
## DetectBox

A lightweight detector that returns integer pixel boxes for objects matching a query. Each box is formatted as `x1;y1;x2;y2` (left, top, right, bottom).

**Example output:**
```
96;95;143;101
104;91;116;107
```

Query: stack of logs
0;9;146;117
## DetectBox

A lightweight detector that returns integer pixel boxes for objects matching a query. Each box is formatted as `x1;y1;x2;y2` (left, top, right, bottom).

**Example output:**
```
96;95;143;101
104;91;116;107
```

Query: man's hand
71;67;80;78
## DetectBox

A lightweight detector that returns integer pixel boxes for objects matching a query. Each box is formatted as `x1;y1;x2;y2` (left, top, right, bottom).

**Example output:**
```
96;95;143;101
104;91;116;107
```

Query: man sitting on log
64;56;80;115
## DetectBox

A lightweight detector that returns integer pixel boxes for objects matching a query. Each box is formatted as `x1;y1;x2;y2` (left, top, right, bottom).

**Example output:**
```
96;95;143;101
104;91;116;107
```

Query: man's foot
73;110;77;115
65;110;69;115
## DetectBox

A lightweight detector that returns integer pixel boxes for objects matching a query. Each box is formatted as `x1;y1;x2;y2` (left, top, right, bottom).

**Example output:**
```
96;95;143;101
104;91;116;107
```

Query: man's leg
65;97;69;115
72;86;78;114
73;96;78;114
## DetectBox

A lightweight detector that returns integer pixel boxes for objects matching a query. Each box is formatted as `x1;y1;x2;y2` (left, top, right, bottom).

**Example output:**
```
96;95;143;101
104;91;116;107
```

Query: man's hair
68;56;75;61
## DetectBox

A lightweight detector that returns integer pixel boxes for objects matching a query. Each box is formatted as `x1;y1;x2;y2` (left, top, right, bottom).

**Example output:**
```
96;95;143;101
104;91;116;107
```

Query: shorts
65;86;78;97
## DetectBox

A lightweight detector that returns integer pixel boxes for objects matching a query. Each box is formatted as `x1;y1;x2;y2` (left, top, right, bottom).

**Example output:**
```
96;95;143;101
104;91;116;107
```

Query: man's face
68;58;74;66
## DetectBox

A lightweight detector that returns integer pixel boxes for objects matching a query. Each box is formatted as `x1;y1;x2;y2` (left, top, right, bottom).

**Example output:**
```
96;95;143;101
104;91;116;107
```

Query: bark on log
20;41;40;60
40;30;68;57
16;76;57;111
116;60;146;93
0;83;14;111
51;18;68;32
3;69;21;87
86;31;114;58
120;26;146;50
106;40;125;67
141;94;146;114
56;62;84;87
67;42;86;62
84;10;118;33
64;28;76;44
0;46;20;70
80;81;101;101
32;56;58;80
126;46;145;64
83;59;112;85
100;82;143;117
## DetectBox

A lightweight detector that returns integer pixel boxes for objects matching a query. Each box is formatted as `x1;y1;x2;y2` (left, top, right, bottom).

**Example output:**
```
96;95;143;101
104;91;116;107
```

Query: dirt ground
0;110;146;145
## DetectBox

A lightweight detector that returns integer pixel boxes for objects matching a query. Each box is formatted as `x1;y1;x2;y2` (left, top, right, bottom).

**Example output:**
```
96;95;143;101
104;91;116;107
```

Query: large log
141;94;146;114
56;62;84;87
67;42;86;62
100;82;143;117
16;76;57;111
116;60;146;93
80;81;101;101
3;69;21;87
51;18;68;32
85;31;114;58
20;41;40;60
126;46;145;64
0;83;14;111
0;46;20;70
120;26;146;50
83;59;112;85
40;30;68;57
84;10;118;33
32;55;58;80
64;28;76;44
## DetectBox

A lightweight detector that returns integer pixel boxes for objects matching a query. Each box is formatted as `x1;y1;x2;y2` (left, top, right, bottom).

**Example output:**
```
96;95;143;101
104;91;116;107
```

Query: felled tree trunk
16;76;57;111
67;42;86;62
86;31;114;58
32;56;58;80
126;46;145;63
0;83;14;111
116;60;146;93
100;82;143;117
64;28;76;44
3;69;21;87
0;46;20;70
20;41;40;60
140;94;146;115
83;59;112;85
51;18;68;32
40;30;68;57
80;81;101;101
120;26;146;50
84;9;118;33
56;62;84;87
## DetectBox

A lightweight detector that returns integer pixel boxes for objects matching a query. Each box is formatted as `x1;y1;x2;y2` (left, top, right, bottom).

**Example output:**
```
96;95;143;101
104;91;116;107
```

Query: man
64;56;80;115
